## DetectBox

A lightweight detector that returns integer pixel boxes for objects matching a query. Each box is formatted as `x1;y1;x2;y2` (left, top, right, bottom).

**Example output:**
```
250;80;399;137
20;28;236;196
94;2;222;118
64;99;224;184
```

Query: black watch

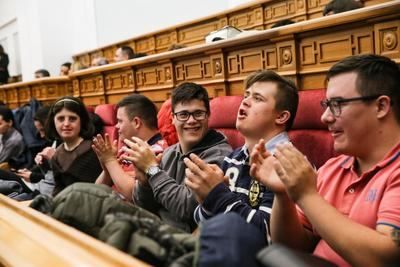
145;165;161;178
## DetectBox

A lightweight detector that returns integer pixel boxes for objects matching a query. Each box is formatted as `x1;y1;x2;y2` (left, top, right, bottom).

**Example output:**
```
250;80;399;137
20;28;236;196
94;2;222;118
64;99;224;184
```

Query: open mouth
238;108;247;119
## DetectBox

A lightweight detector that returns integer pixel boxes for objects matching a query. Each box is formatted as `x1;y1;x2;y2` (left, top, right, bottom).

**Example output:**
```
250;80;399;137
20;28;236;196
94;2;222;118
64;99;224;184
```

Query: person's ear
132;117;142;129
376;95;392;119
275;111;290;126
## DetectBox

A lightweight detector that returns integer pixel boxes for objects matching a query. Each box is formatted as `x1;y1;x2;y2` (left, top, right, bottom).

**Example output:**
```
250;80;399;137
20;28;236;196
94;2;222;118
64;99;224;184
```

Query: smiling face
54;108;81;143
321;72;376;156
173;99;209;153
236;81;281;140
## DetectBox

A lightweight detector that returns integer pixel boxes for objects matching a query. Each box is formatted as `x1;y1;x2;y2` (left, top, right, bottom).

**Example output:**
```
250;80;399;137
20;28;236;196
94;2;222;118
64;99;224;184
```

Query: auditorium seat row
94;89;335;169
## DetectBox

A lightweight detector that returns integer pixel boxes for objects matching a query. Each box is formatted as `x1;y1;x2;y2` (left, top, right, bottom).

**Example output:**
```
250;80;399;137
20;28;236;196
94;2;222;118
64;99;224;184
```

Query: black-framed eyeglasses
173;110;208;122
320;95;381;117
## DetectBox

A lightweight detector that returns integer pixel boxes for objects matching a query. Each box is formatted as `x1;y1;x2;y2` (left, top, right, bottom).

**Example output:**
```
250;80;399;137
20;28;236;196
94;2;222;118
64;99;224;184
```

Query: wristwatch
145;165;162;178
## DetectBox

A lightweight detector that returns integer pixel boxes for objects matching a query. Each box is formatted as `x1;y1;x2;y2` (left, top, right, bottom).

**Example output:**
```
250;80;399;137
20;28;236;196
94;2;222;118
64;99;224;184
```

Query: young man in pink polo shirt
251;54;400;266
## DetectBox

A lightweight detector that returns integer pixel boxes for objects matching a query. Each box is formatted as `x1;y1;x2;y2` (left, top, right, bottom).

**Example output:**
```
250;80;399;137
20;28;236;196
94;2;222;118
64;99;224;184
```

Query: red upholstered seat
289;89;336;169
158;98;179;146
94;104;118;141
209;95;245;149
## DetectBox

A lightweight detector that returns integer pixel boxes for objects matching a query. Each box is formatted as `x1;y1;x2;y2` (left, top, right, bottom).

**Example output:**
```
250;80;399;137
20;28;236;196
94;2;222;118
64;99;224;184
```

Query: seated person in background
70;61;88;72
45;96;102;196
271;19;295;28
122;82;232;232
114;46;135;62
167;43;186;51
0;106;25;169
251;54;400;266
34;69;50;79
323;0;363;16
59;62;71;76
184;70;298;238
132;52;147;58
93;94;167;201
91;57;109;67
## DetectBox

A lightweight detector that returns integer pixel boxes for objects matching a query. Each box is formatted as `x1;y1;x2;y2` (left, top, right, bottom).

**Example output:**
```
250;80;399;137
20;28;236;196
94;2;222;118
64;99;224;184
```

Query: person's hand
120;137;158;173
273;143;318;203
17;169;32;182
250;139;286;194
92;133;118;164
184;153;225;204
35;146;56;165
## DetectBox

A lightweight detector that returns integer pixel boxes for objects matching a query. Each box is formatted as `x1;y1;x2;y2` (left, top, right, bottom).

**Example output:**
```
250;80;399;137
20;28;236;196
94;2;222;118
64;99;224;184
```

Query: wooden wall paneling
79;74;106;105
17;86;32;106
178;19;220;46
135;36;156;54
374;20;400;60
6;88;18;109
156;31;178;53
228;4;264;30
104;46;117;63
306;0;331;19
80;54;91;68
264;0;300;28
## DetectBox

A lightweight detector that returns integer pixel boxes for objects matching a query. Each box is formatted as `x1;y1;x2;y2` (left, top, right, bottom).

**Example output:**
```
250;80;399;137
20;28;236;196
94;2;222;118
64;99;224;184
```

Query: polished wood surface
72;0;387;65
0;194;149;267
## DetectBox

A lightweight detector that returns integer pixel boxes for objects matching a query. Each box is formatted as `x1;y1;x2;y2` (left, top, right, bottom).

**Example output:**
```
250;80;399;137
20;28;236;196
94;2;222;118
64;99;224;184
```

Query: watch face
147;166;161;177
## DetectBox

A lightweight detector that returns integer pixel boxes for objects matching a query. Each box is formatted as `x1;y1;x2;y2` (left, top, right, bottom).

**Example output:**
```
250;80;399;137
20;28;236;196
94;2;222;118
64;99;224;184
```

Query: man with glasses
122;82;232;232
251;54;400;266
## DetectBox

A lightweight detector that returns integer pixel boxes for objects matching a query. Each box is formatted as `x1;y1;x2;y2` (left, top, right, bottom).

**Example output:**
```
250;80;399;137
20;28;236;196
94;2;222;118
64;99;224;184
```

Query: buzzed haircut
61;62;71;69
327;54;400;123
171;82;210;113
244;70;299;131
117;94;158;129
35;69;50;77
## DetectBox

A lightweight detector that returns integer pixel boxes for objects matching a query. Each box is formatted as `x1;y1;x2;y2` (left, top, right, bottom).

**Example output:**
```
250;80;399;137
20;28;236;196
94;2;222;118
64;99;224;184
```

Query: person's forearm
103;159;134;200
299;193;400;266
271;193;316;251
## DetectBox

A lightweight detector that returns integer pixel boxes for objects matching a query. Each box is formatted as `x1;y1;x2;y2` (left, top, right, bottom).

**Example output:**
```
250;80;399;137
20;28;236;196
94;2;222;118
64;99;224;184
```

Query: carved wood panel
136;37;156;53
18;86;31;103
80;75;105;96
178;20;220;45
105;70;134;94
229;6;264;30
299;26;374;71
135;64;173;89
174;54;224;82
374;20;400;59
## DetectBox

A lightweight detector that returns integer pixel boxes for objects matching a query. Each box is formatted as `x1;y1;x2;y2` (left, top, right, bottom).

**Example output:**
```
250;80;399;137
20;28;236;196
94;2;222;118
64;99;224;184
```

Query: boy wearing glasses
251;54;400;266
183;70;299;239
122;82;232;232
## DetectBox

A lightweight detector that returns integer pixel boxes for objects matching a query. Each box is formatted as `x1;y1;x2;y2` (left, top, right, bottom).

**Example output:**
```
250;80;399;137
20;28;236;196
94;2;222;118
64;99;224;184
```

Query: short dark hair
271;19;295;28
35;69;50;77
171;82;210;113
120;46;135;59
0;106;14;124
61;62;71;69
326;54;400;122
323;0;362;16
46;96;94;140
117;94;158;129
34;105;51;126
244;70;299;131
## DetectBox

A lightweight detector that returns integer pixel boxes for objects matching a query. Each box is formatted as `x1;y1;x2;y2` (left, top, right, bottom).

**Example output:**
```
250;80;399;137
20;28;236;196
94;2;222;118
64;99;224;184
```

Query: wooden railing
0;1;399;108
72;0;386;66
0;194;149;266
0;77;72;109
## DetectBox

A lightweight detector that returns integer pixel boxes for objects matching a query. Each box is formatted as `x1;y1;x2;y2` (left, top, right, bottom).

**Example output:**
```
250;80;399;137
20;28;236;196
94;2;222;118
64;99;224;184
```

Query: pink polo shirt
298;142;400;266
